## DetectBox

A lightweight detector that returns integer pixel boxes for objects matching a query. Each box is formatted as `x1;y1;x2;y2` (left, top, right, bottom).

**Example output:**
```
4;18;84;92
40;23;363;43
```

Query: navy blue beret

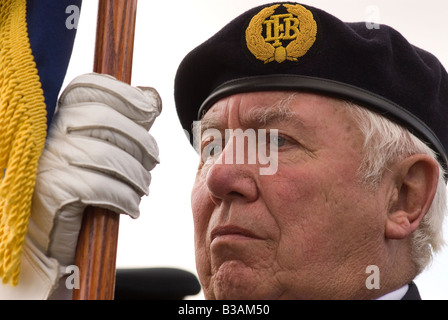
174;2;448;171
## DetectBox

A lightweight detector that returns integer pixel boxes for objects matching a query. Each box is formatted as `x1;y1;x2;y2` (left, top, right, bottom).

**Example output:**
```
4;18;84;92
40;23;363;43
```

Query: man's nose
205;141;259;205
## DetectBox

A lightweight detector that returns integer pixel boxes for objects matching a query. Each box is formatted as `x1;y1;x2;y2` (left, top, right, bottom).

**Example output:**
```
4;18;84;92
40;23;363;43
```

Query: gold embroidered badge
246;3;317;63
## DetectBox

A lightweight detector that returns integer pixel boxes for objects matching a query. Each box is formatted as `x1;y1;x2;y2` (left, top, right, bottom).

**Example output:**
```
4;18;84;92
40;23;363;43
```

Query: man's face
191;92;391;299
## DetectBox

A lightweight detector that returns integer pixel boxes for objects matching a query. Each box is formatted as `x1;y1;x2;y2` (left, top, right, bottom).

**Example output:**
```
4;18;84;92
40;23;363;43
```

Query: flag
0;0;82;285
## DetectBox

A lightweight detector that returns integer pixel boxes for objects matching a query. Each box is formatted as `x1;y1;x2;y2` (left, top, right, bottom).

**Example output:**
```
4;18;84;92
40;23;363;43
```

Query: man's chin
206;260;279;300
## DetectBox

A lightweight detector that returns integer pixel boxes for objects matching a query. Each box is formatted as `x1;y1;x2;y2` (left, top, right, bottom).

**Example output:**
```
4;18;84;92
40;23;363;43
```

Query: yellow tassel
0;0;47;285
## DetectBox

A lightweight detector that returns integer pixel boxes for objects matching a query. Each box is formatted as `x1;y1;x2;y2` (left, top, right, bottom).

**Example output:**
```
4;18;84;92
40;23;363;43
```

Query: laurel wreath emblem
246;4;317;63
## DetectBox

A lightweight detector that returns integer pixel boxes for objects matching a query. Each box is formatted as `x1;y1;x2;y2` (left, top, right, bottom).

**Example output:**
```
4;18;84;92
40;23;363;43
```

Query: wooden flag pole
73;0;138;300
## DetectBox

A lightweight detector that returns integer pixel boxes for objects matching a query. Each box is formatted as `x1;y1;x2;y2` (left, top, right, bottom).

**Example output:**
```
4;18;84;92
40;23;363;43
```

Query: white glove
0;73;161;299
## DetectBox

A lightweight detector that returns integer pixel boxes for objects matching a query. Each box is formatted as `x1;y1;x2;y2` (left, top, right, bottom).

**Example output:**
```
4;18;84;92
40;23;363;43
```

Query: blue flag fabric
26;0;82;127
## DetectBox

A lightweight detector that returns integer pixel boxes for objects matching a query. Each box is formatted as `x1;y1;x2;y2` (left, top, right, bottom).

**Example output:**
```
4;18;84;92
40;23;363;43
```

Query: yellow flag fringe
0;0;47;285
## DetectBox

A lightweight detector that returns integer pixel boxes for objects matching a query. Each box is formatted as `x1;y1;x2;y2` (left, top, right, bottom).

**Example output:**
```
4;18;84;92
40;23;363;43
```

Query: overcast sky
64;0;448;299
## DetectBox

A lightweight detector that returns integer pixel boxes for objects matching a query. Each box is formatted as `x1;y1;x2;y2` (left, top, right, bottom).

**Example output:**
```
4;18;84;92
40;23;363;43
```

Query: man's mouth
211;225;262;243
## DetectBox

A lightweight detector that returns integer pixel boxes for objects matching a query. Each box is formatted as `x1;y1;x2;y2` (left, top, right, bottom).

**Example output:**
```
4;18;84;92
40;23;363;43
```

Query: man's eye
201;139;223;159
271;135;287;147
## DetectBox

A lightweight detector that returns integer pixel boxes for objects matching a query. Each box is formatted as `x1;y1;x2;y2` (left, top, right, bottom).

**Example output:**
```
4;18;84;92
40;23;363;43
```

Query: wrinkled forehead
201;91;347;127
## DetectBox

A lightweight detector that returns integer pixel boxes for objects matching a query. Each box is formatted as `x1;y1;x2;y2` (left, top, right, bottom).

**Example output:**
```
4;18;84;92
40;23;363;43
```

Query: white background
64;0;448;299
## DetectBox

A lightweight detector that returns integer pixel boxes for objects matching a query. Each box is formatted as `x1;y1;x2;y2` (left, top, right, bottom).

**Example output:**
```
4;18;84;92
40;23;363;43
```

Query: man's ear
385;154;439;240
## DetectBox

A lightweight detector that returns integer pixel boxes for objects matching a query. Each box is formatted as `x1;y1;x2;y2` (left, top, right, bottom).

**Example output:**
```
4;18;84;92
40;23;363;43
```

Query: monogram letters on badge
246;4;317;63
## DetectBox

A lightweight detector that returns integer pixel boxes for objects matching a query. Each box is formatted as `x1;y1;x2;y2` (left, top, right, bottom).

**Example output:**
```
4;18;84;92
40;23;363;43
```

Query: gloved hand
0;73;161;299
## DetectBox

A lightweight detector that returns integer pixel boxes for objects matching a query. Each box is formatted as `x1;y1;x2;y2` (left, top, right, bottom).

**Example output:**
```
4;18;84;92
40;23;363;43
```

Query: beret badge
245;3;317;63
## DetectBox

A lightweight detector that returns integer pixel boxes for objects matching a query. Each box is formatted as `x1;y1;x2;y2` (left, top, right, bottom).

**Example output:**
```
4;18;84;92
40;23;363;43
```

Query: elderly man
0;2;446;300
174;2;448;299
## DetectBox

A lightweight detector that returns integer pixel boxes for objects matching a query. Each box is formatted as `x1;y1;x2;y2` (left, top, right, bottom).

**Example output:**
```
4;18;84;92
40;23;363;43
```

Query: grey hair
345;101;447;273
